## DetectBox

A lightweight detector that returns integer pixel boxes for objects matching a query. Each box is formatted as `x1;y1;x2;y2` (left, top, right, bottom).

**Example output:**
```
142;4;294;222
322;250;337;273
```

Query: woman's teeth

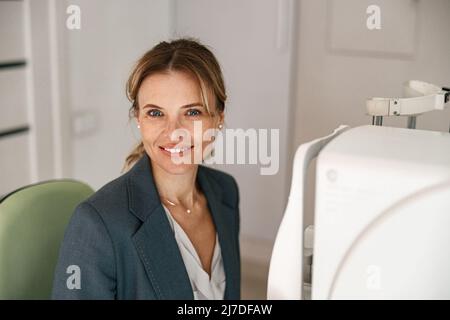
162;146;192;154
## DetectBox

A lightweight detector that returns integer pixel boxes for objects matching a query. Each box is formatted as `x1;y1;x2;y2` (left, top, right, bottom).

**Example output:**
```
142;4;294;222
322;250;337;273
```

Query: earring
218;124;223;129
137;124;140;129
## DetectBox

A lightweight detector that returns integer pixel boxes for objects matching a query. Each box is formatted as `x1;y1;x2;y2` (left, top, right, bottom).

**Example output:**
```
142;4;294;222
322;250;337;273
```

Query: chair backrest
0;180;94;299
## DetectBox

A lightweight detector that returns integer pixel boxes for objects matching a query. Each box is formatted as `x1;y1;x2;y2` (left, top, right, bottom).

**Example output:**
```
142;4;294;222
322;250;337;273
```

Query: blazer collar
127;155;239;299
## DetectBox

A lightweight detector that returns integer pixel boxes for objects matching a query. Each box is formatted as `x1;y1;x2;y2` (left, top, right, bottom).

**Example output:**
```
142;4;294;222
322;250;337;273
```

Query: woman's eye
147;109;163;117
186;109;201;117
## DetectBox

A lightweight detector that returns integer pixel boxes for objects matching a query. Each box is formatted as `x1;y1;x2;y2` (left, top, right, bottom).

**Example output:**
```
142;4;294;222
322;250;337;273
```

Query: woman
52;39;240;299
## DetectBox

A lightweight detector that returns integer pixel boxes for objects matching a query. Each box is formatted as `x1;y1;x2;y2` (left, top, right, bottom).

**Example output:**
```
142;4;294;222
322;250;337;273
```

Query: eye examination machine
267;81;450;299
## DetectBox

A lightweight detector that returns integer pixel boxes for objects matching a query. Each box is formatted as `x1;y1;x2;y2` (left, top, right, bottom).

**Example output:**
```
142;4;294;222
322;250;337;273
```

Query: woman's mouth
159;145;194;156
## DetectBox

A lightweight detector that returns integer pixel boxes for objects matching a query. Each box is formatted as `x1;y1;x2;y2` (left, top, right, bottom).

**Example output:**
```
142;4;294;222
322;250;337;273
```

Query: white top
162;204;226;300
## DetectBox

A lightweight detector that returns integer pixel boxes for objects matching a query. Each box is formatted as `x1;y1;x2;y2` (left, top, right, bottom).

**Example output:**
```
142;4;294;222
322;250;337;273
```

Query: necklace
163;197;193;214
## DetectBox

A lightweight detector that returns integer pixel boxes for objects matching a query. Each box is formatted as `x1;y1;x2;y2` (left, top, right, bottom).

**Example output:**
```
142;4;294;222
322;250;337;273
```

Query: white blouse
162;204;226;300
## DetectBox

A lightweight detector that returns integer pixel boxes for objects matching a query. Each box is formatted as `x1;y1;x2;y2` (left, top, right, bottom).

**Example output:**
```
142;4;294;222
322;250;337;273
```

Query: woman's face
136;70;223;175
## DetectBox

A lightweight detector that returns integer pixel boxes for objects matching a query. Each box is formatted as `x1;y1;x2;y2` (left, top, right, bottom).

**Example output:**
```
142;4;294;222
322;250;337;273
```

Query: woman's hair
123;38;227;171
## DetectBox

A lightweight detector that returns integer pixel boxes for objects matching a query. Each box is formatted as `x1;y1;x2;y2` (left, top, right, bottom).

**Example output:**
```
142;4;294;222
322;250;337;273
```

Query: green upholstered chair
0;180;94;299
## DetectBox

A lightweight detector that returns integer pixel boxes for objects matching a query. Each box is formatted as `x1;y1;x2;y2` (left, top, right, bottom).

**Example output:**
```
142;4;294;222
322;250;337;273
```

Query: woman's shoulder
85;173;129;209
67;170;145;243
73;172;137;228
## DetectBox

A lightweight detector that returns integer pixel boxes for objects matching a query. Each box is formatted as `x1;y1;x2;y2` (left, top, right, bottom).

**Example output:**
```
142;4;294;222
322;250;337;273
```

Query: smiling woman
134;71;220;173
124;39;227;173
51;38;241;300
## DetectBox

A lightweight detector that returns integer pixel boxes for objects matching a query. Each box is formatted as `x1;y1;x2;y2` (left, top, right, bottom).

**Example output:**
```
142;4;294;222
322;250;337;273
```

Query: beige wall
57;0;174;189
293;0;450;226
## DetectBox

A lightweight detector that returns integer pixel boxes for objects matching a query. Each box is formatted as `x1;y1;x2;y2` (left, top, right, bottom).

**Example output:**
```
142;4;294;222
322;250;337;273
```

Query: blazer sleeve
51;201;116;299
233;176;240;237
232;176;241;283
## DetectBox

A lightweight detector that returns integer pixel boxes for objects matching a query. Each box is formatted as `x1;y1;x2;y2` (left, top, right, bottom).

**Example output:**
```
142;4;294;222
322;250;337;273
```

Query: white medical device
268;81;450;299
367;80;449;129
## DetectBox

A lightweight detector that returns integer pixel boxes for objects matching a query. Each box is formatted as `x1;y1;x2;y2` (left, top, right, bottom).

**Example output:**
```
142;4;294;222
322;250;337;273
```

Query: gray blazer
52;155;240;299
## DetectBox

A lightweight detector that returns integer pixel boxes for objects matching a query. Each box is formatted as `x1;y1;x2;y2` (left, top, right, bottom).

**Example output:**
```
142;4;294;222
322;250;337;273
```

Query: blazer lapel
132;205;195;299
197;166;240;300
128;155;193;299
128;155;239;300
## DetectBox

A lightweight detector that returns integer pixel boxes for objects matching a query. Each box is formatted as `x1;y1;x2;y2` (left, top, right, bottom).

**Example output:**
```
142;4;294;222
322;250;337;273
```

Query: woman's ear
217;110;225;128
134;107;140;128
134;114;140;129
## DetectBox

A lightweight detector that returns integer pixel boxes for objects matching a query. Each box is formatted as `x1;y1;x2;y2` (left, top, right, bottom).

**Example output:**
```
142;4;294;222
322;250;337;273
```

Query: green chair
0;180;94;299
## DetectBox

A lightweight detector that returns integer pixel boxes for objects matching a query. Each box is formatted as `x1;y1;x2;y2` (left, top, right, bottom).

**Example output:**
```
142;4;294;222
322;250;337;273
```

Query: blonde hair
123;38;227;171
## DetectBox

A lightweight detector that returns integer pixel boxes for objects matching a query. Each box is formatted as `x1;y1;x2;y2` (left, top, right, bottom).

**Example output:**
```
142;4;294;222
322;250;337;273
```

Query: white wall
0;0;32;196
174;0;298;263
293;0;450;225
28;0;61;182
57;0;174;190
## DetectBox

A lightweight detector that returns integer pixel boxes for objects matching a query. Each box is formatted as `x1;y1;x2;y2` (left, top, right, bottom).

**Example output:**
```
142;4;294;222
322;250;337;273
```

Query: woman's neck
151;161;200;207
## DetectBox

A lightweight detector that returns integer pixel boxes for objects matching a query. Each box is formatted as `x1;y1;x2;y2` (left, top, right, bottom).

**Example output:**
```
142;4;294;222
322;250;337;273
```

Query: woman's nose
164;115;180;129
164;117;184;139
